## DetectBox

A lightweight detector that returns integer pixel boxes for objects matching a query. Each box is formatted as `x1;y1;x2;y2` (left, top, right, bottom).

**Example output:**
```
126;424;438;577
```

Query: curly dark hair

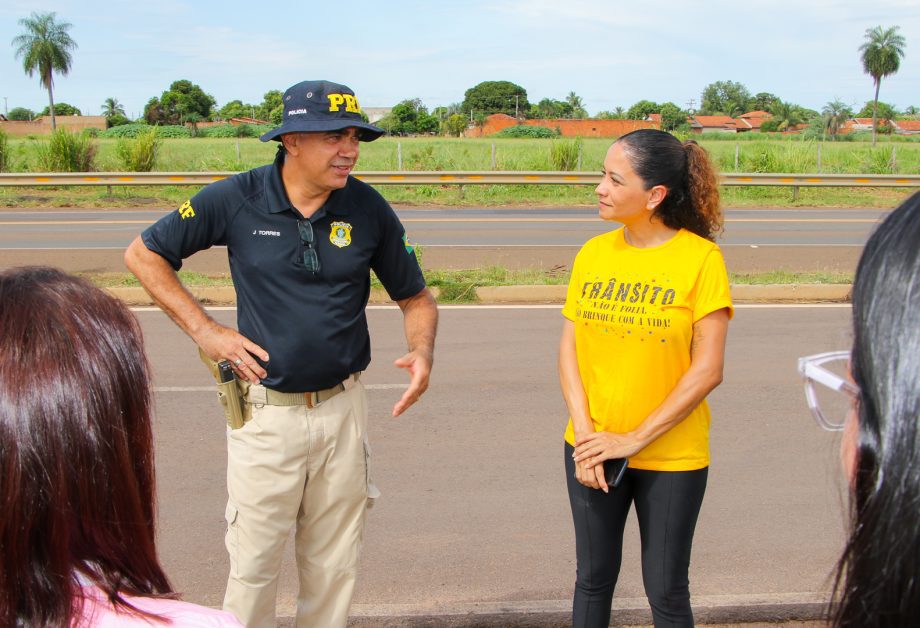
616;129;722;240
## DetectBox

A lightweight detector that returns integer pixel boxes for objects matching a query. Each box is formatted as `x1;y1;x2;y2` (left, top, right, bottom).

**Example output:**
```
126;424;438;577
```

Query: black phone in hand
603;458;628;488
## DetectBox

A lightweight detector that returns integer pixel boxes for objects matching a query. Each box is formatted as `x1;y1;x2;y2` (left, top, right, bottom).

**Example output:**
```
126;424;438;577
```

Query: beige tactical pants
222;381;375;628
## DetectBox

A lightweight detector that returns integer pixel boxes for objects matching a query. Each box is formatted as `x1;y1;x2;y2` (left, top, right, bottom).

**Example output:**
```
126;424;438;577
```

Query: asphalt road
0;206;886;248
144;304;852;624
0;206;875;275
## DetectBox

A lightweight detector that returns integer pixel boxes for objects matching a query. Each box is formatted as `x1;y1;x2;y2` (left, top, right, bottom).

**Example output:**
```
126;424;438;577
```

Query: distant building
688;115;739;134
891;119;920;135
738;110;772;131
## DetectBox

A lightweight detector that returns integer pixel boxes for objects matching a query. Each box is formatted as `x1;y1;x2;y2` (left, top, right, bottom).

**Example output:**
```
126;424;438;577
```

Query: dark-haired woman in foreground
798;192;920;627
0;267;241;626
559;129;732;627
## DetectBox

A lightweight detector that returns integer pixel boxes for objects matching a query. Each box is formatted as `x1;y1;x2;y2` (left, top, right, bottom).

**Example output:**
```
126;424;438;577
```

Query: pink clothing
77;586;243;627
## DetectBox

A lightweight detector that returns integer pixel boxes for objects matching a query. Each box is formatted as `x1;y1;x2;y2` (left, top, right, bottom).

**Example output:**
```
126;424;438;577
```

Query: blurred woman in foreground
798;192;920;627
0;266;241;626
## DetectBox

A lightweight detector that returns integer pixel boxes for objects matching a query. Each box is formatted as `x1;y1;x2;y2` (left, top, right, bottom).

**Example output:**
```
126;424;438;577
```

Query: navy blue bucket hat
259;80;384;142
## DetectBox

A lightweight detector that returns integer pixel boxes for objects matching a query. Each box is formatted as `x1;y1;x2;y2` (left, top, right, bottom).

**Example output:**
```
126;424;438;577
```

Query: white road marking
154;384;407;393
131;303;851;313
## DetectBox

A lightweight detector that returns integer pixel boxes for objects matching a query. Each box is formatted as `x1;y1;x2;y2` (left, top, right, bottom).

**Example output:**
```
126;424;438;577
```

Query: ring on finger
233;358;243;366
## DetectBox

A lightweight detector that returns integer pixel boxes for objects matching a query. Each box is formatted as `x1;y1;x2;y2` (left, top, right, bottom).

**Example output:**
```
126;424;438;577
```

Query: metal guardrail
0;171;919;187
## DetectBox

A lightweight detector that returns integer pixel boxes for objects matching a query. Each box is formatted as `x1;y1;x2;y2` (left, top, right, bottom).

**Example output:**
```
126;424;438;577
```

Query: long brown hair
616;129;723;240
0;267;174;626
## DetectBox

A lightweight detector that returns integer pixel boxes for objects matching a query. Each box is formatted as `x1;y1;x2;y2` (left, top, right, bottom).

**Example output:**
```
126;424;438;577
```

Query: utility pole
686;98;696;114
3;97;7;117
515;94;519;118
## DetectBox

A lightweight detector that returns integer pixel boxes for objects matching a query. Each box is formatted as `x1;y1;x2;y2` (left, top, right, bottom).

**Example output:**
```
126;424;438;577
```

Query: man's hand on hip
391;350;431;417
198;322;270;384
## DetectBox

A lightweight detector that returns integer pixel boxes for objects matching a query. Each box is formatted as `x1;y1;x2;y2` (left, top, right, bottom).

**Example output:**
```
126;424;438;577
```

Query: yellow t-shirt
562;228;733;471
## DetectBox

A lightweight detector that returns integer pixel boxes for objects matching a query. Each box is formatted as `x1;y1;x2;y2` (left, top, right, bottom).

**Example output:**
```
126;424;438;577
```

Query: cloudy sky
2;0;917;119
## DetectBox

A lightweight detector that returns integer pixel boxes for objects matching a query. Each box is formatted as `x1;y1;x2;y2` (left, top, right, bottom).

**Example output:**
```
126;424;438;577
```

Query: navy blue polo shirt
142;150;426;392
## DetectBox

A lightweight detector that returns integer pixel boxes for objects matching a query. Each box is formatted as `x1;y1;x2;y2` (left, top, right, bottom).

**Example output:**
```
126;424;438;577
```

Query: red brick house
892;120;920;135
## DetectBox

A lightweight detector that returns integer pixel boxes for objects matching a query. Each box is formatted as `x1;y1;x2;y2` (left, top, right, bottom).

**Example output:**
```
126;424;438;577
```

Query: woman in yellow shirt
559;129;732;627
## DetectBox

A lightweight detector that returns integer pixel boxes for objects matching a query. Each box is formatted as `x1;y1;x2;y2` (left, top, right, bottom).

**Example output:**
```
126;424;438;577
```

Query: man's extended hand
198;322;269;384
391;350;431;417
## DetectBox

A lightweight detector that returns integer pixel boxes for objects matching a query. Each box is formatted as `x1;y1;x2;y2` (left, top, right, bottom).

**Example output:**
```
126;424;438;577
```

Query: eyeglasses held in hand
297;220;321;276
797;351;859;431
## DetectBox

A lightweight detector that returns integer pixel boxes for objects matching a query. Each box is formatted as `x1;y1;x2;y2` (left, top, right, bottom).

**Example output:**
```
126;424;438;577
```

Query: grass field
2;136;918;209
81;267;854;304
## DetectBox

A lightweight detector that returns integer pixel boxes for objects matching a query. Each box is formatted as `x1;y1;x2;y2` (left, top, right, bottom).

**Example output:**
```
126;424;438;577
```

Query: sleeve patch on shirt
178;200;195;220
402;233;415;256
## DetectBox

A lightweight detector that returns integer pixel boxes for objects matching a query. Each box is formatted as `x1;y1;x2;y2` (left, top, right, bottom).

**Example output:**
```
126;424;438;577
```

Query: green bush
862;148;896;174
102;123;152;138
0;130;9;172
199;123;271;138
101;124;190;139
107;114;131;128
494;125;557;138
550;137;583;171
35;128;98;172
151;125;191;139
116;127;160;172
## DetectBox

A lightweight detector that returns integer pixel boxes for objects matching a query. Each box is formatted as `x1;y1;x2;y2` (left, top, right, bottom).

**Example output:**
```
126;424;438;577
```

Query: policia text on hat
124;80;438;628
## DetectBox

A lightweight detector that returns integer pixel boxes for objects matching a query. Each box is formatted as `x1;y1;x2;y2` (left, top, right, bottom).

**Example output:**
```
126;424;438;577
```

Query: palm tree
101;97;126;119
822;99;853;140
859;25;906;146
768;101;802;132
566;91;587;119
12;12;77;131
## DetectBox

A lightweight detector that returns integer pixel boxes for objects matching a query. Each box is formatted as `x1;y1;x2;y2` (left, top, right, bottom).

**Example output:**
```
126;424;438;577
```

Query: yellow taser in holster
198;348;247;429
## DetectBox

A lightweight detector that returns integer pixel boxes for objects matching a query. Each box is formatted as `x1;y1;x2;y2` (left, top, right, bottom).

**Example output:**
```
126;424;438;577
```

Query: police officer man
124;80;438;627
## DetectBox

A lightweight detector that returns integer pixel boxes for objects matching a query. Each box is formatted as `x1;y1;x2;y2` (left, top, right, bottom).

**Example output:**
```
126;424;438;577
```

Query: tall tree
566;92;588;118
626;100;659;120
461;81;529;118
12;12;78;130
7;107;34;121
752;92;780;111
658;102;687;131
144;80;215;125
38;102;80;117
822;99;853;140
530;98;573;119
700;80;752;116
859;25;906;145
856;100;897;123
257;90;283;124
762;100;803;132
101;97;125;118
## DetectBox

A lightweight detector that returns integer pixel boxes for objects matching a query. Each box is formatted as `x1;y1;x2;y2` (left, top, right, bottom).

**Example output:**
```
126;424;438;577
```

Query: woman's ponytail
683;140;722;240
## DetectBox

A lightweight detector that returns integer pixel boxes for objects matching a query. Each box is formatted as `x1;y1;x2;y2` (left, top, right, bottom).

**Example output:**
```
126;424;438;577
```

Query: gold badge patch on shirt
329;221;352;248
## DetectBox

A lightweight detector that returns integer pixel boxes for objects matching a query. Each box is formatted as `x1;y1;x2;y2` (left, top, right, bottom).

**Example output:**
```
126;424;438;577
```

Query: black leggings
565;443;708;628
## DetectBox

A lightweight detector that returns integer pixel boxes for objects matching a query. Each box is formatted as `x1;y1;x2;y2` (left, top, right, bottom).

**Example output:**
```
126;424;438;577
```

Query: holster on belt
198;348;248;429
